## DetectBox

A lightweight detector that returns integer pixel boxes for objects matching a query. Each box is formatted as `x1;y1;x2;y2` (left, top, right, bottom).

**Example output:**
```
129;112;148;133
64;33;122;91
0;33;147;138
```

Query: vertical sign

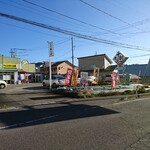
94;67;100;82
71;69;78;87
80;72;88;88
48;42;54;57
48;41;54;90
65;68;73;86
111;71;117;89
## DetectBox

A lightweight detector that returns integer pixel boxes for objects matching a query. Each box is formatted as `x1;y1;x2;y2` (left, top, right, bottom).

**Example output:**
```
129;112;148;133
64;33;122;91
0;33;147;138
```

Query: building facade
41;60;74;77
78;54;112;71
0;55;21;84
51;61;74;75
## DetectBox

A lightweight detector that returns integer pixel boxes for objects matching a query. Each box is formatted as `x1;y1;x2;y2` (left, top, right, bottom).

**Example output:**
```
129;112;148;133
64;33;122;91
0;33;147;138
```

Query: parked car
78;76;98;86
0;80;7;89
42;75;66;88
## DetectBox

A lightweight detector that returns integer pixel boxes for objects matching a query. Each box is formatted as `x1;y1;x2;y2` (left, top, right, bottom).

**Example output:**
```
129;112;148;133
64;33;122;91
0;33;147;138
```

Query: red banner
111;71;117;89
65;68;73;86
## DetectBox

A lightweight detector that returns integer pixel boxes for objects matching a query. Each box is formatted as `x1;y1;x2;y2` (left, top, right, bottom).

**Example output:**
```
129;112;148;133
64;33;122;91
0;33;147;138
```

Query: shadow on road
0;103;119;130
23;86;47;90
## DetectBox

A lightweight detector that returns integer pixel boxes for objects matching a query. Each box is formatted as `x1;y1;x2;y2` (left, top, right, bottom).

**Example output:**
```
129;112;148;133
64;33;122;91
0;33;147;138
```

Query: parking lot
0;83;73;110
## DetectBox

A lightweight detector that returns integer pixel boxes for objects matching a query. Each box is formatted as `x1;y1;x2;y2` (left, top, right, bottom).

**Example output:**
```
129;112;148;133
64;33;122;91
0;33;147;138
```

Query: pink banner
111;71;117;89
65;68;73;86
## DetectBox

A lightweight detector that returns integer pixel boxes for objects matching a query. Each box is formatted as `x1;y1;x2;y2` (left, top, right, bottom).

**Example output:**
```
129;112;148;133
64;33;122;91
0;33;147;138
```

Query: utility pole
71;37;74;66
10;48;26;58
10;48;16;58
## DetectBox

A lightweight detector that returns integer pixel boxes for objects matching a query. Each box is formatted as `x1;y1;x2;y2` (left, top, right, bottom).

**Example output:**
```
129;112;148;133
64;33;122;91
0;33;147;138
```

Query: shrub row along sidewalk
52;84;150;99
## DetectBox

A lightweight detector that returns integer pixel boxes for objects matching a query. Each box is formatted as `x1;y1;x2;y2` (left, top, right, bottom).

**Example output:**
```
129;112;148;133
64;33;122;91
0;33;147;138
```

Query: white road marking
0;114;59;130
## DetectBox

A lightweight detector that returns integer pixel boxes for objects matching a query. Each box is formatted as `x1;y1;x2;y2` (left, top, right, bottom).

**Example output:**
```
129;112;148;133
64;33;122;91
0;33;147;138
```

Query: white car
0;80;7;89
42;75;65;88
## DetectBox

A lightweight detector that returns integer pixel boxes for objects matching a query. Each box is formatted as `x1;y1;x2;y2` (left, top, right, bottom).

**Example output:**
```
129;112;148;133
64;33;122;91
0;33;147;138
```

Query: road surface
0;84;150;150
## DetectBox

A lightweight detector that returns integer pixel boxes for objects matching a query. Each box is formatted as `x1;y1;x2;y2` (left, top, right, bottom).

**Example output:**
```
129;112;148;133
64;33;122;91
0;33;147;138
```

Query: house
78;54;113;73
42;60;74;76
78;54;113;81
51;60;74;75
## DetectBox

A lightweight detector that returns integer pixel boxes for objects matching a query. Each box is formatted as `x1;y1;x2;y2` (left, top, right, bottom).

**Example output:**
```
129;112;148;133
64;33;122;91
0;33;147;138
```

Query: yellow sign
3;63;17;69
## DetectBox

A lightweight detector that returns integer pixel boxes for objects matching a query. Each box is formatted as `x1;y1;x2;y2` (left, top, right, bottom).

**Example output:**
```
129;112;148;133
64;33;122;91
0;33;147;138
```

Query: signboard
3;63;16;69
111;71;117;89
113;51;128;66
93;67;99;82
48;42;54;57
80;72;88;88
71;69;78;87
65;68;73;86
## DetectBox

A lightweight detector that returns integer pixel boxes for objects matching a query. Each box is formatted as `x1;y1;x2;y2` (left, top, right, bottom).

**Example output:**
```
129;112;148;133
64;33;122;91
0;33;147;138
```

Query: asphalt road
0;84;150;150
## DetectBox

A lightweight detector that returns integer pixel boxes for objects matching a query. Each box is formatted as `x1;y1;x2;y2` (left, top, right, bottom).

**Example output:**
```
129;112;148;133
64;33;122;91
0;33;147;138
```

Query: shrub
122;90;135;95
98;81;111;85
138;87;146;93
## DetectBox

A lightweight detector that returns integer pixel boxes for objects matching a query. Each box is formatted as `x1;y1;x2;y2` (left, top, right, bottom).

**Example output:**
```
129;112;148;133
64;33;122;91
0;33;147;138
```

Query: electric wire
1;12;150;52
22;0;125;37
6;0;150;39
3;0;89;30
80;0;146;33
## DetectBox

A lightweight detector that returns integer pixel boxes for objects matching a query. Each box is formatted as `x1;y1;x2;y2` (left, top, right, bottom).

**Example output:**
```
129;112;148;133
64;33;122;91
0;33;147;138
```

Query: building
34;62;45;83
0;55;37;84
19;60;36;83
52;61;74;75
0;55;21;84
42;60;74;76
78;54;112;72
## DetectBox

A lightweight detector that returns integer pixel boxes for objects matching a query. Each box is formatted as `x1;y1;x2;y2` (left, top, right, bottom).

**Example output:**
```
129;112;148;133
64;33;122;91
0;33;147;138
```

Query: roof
77;54;113;64
52;60;73;67
18;69;27;73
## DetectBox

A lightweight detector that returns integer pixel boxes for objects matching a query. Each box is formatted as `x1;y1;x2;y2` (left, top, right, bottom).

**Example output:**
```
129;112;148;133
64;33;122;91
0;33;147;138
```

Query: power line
129;54;150;58
22;0;125;37
1;12;150;51
5;0;99;34
11;0;148;39
0;21;69;39
80;0;146;32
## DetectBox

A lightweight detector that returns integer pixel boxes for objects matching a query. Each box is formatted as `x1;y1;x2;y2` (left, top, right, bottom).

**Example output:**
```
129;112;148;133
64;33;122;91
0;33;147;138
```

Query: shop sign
80;72;88;88
113;51;128;66
3;63;17;69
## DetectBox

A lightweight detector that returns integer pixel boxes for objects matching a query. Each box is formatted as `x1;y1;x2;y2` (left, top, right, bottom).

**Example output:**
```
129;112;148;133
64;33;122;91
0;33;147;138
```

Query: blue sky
1;0;150;66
